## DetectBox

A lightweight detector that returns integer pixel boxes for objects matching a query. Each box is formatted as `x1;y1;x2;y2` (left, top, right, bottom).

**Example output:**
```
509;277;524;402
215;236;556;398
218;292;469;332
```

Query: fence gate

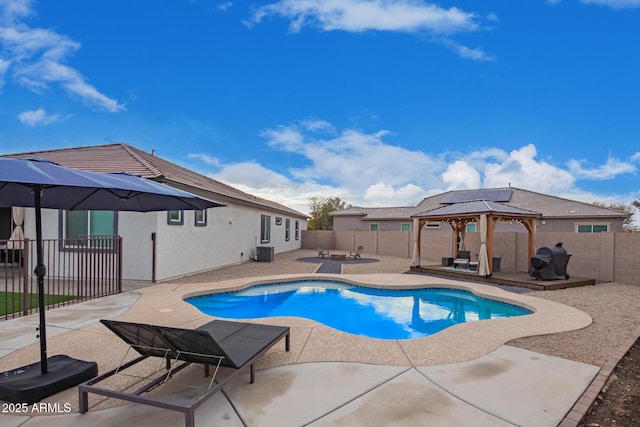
1;236;122;320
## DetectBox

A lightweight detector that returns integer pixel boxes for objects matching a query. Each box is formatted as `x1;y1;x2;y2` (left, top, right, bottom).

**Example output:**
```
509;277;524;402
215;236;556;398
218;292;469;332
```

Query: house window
195;209;207;226
295;220;299;240
466;223;477;233
261;215;271;243
577;224;609;233
285;218;290;241
167;210;184;225
370;224;379;231
63;210;116;248
401;223;411;232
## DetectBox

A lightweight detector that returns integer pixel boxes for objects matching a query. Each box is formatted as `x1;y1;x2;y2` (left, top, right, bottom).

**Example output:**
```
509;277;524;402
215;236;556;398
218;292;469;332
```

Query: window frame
295;220;300;240
261;215;271;243
59;210;118;250
284;218;290;241
576;222;610;233
167;210;184;225
194;209;207;227
369;223;379;231
401;223;411;232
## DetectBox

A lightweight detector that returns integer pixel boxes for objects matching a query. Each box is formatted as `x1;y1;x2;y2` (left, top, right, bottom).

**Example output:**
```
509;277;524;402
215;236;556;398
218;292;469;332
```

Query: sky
1;0;640;221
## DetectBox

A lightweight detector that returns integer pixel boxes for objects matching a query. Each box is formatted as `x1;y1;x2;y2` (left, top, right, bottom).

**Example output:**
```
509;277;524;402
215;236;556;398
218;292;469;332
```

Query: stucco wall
19;204;306;283
153;204;306;282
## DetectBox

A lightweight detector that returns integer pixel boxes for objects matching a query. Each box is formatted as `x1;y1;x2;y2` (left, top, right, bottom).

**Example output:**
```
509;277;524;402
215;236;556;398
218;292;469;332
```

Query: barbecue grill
528;242;571;280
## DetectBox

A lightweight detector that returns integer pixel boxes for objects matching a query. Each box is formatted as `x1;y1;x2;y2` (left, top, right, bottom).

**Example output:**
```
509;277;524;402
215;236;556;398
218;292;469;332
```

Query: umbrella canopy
0;157;223;383
0;157;222;212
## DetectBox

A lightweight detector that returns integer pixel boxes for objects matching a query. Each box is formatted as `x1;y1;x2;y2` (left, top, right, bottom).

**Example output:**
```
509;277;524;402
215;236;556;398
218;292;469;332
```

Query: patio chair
317;244;330;258
453;250;471;269
79;319;290;427
348;245;363;260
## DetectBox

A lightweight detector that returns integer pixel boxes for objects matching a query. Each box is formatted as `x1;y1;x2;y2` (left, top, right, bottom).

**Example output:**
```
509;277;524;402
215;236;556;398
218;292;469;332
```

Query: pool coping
141;273;594;368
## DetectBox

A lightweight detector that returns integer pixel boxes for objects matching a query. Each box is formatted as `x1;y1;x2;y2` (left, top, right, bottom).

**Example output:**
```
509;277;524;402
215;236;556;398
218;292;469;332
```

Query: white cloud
0;0;125;112
262;122;445;195
17;108;61;126
438;38;494;62
188;153;221;167
245;0;491;60
216;2;234;12
567;156;636;180
0;57;8;86
442;160;481;190
209;160;343;214
247;0;480;34
482;144;576;192
581;0;640;9
362;182;424;205
189;121;637;214
213;160;293;189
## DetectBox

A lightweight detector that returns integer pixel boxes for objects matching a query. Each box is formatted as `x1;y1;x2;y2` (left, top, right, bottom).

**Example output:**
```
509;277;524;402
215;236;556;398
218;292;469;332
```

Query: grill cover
528;242;571;280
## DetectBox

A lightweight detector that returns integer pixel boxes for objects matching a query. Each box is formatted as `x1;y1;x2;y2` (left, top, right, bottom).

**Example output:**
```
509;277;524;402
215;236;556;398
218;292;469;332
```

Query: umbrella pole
34;185;48;375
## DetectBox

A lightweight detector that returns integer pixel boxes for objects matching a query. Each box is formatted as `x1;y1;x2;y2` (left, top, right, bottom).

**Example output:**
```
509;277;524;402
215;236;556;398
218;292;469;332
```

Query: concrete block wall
302;229;640;285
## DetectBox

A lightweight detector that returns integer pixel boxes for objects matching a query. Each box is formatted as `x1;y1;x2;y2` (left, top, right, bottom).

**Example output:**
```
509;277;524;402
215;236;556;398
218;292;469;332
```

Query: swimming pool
185;280;532;340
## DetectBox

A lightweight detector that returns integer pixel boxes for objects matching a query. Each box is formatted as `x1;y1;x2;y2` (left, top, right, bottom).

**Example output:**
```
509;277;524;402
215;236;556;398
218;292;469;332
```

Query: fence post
22;238;30;316
117;236;123;292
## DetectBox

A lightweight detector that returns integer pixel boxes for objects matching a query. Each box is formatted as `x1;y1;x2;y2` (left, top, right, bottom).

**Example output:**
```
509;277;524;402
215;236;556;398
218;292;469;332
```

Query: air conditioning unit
256;246;274;262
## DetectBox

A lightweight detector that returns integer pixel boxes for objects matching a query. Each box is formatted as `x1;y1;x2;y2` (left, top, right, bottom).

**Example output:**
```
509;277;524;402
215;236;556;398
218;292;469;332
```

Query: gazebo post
522;218;537;270
450;220;460;259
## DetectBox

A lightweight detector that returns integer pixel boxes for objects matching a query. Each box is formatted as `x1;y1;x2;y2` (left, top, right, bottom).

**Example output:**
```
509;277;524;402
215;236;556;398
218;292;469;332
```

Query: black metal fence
1;236;122;320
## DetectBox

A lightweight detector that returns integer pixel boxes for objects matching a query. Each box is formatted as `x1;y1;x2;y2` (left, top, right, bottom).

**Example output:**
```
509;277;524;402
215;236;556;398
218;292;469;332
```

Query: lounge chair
79;319;290;427
453;250;471;269
317;244;330;258
348;245;363;260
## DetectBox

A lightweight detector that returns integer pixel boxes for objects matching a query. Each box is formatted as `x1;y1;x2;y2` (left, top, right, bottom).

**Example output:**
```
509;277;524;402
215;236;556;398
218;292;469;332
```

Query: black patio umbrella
0;157;223;403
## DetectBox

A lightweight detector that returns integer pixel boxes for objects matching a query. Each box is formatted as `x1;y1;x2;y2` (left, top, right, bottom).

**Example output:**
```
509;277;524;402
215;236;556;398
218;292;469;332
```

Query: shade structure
0;157;223;401
0;157;221;212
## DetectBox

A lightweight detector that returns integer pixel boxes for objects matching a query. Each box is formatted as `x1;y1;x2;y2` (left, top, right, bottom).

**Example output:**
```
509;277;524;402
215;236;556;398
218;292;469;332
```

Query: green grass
0;292;77;317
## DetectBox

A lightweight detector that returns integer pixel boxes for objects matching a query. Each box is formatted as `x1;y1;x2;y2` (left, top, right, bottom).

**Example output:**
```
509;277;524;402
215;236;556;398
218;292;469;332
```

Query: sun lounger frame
79;319;290;427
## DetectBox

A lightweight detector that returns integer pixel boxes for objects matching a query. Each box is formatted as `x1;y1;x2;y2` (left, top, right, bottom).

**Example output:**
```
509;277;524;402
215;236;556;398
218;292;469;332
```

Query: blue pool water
185;280;532;340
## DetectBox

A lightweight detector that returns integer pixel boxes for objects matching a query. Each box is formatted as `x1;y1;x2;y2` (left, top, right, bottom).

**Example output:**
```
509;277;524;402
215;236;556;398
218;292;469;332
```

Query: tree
308;197;351;230
592;201;634;225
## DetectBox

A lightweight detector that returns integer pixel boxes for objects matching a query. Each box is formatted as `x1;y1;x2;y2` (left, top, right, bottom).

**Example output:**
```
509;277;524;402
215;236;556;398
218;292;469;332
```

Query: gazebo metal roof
413;200;541;219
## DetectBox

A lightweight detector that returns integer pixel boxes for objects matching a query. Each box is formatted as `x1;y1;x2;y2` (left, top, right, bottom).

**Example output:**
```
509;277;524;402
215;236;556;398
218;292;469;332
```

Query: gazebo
410;200;542;276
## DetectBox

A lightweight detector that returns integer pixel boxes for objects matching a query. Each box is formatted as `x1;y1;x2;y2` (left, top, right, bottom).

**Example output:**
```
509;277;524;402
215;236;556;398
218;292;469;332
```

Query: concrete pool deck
0;273;600;426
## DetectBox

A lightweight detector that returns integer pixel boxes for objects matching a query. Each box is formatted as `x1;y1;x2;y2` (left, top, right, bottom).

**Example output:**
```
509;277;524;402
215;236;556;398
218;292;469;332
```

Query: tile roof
1;143;307;218
331;187;628;220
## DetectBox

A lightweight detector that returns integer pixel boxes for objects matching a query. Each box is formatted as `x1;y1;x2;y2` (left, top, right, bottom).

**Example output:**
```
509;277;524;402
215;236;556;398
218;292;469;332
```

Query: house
0;144;308;282
331;187;629;234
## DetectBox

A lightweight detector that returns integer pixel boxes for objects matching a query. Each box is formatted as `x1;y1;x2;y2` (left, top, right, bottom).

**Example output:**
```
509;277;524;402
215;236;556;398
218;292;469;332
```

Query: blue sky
1;0;640;218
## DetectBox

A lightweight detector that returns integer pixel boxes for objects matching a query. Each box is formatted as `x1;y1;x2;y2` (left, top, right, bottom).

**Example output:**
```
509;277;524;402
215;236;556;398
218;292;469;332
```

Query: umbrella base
0;354;98;404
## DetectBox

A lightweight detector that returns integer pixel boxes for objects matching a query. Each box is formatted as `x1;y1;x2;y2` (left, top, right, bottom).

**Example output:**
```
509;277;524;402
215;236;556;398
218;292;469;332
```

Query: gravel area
507;282;640;366
167;249;640;367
